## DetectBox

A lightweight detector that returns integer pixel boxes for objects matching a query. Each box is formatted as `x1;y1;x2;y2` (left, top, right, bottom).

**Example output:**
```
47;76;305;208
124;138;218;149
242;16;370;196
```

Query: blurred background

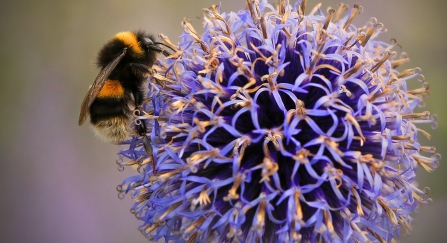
1;0;446;242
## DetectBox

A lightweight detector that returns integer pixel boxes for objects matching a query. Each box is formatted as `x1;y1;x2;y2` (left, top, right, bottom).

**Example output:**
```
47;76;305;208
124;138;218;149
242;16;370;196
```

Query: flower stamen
377;197;398;225
332;3;349;23
203;7;231;35
343;4;361;30
366;227;386;243
259;156;279;183
370;51;394;73
224;173;245;201
323;8;335;30
182;19;208;52
351;187;364;216
391;52;410;68
412;153;440;172
299;0;307;16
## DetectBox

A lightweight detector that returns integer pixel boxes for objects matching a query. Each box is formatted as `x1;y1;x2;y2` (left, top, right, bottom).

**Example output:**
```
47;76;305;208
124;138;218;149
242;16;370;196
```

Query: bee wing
78;48;127;125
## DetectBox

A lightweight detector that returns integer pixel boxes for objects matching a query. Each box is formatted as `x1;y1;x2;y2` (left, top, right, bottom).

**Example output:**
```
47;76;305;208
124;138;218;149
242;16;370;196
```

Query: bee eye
143;38;154;46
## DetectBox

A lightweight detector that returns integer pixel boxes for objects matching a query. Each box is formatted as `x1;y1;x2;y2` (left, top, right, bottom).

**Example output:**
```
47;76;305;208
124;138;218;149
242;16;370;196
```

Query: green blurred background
1;0;445;242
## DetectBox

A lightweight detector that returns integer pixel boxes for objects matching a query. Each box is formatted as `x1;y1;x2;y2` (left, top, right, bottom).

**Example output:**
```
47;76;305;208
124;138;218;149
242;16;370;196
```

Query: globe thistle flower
117;0;440;242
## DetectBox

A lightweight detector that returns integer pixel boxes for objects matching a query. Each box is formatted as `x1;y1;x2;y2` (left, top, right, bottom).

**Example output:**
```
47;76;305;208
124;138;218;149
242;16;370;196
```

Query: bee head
141;37;163;54
124;31;159;66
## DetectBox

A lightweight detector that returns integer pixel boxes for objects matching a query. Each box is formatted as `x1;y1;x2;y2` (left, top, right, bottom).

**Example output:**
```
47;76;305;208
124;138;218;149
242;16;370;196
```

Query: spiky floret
117;1;440;242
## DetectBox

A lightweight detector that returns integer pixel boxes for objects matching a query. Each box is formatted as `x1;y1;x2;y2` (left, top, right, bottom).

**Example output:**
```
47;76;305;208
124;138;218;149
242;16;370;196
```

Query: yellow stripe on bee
97;80;125;98
115;31;144;56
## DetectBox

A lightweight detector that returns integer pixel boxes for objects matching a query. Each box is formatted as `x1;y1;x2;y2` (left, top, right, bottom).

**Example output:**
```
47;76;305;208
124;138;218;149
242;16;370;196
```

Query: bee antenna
153;42;176;52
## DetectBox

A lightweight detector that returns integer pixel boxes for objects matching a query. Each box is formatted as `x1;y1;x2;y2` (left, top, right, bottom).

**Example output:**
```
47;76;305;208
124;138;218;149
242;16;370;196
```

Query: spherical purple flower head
117;0;440;242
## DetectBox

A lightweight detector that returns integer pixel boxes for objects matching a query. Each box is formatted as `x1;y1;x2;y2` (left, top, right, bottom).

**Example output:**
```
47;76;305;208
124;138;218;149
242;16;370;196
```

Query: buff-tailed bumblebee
79;31;168;143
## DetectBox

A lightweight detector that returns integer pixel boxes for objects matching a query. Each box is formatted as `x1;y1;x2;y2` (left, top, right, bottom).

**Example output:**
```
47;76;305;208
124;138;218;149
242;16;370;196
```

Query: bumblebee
79;31;165;143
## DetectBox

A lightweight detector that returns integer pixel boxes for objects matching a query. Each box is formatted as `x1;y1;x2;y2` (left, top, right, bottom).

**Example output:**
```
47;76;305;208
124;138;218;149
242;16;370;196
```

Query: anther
260;15;268;39
412;154;440;172
333;3;349;23
158;34;179;52
343;33;364;50
278;0;286;16
116;158;125;167
247;0;256;20
377;197;398;224
343;4;361;30
224;173;244;201
339;85;352;97
408;82;430;96
338;61;363;84
431;114;438;129
350;187;364;216
203;8;231;35
420;146;436;153
397;68;417;79
323;8;336;30
307;47;325;75
366;227;386;243
360;21;382;47
184;219;205;237
391;52;410;68
401;111;430;119
182;19;208;52
370;51;394;73
418;74;426;83
137;165;146;174
259;157;279;183
116;185;124;192
300;0;307;16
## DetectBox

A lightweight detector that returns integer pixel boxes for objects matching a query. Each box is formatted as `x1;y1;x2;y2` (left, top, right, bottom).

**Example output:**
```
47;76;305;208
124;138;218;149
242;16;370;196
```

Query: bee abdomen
91;116;129;144
89;97;129;123
89;81;131;143
97;80;125;99
90;98;130;143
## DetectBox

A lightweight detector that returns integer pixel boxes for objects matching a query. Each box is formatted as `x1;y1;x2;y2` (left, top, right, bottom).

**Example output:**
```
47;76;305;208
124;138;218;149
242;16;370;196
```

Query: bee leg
135;120;147;136
161;50;172;57
142;136;157;174
133;108;147;136
130;73;147;136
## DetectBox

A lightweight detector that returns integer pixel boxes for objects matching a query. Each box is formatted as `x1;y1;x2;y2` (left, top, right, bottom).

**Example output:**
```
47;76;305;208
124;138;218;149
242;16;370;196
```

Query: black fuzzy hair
96;31;157;69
